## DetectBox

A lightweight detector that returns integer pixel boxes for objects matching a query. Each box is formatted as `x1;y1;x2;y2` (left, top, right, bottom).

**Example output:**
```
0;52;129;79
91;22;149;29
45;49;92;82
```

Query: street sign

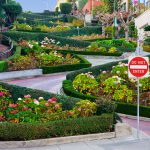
128;56;149;78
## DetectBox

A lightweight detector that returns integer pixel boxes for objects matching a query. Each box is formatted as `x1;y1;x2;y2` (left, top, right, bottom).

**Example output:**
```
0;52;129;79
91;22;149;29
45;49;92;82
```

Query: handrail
0;35;13;60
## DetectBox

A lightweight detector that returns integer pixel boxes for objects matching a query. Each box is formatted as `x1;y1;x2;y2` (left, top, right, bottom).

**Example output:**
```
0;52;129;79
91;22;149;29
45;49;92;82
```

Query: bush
60;3;72;14
0;61;8;72
96;96;117;115
72;19;84;28
0;114;113;141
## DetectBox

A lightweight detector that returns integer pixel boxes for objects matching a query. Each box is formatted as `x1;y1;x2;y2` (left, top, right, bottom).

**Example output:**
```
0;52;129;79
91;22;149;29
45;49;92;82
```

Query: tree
60;3;72;14
2;3;22;24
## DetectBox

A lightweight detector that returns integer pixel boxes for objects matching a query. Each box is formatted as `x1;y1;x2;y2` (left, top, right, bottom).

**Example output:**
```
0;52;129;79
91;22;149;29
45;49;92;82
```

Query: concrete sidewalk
2;134;150;150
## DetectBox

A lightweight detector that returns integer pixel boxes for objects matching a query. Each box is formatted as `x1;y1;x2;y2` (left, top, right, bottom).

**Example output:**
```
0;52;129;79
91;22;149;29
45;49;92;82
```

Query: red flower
51;97;57;101
10;110;18;114
9;104;18;108
23;107;28;111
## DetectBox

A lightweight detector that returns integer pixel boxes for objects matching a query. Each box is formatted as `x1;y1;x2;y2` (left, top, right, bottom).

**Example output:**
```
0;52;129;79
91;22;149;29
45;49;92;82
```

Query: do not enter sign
128;56;149;78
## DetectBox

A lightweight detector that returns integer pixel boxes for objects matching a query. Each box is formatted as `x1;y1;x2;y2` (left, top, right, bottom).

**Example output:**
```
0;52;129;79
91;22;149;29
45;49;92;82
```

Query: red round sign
129;57;149;77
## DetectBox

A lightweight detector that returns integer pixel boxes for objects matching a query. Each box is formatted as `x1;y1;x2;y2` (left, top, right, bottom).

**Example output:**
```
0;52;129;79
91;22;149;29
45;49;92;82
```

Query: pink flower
55;104;60;109
45;103;49;107
0;92;4;97
24;94;31;99
50;101;56;104
48;99;52;103
51;97;57;101
23;100;28;104
34;99;39;105
9;104;18;108
47;110;52;113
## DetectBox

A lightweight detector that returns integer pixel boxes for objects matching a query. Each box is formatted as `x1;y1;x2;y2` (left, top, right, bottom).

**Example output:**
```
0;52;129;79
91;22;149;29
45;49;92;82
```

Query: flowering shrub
73;72;98;95
73;100;97;117
108;47;117;53
72;61;150;105
72;19;84;28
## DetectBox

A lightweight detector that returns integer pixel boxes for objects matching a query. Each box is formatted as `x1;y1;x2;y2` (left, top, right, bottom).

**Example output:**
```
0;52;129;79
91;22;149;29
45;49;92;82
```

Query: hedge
0;61;8;72
0;114;113;141
8;26;102;37
3;31;90;48
0;82;80;110
116;103;150;118
42;55;92;74
54;49;123;56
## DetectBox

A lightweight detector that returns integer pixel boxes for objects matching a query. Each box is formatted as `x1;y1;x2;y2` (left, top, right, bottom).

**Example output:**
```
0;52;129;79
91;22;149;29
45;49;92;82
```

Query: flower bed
18;38;123;57
0;82;113;140
63;59;150;118
0;45;91;74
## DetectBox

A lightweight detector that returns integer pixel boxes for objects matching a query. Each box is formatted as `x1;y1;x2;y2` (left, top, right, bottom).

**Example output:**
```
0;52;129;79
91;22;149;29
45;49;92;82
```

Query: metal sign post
128;55;149;139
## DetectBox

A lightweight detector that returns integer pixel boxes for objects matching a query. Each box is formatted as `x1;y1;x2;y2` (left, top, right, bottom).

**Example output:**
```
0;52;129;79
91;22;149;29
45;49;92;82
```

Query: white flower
28;44;33;49
57;41;60;45
41;45;45;48
116;71;120;74
102;71;106;74
112;66;115;68
39;97;44;100
18;98;22;101
34;99;39;105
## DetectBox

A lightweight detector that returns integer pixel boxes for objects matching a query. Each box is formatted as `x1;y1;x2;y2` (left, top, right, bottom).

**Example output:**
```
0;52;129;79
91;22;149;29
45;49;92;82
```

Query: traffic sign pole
137;77;140;139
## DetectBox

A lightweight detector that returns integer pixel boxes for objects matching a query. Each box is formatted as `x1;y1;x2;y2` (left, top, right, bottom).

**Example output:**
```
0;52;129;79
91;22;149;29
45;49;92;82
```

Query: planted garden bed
63;59;150;118
0;44;91;74
0;82;113;141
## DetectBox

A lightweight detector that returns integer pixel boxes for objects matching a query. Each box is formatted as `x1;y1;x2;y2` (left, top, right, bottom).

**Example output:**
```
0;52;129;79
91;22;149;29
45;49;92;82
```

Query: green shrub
96;96;117;115
0;114;113;141
0;61;8;72
60;3;72;14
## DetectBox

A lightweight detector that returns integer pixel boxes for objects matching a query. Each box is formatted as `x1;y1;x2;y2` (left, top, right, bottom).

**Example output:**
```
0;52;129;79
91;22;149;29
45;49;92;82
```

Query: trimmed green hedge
0;61;8;72
116;103;150;118
3;31;90;48
55;49;123;56
42;55;92;74
0;114;113;141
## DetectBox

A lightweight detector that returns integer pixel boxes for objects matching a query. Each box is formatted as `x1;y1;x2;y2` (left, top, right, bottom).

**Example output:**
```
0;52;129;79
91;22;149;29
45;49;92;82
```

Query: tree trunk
125;25;129;42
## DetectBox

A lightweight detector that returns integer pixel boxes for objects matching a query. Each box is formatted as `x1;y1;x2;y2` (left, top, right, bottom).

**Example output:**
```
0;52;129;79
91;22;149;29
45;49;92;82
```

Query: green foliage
2;3;22;23
0;61;8;72
73;73;98;95
108;47;117;53
144;25;150;31
73;100;97;117
72;19;84;28
0;114;113;141
78;0;87;10
116;103;150;118
96;96;117;115
60;3;72;14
